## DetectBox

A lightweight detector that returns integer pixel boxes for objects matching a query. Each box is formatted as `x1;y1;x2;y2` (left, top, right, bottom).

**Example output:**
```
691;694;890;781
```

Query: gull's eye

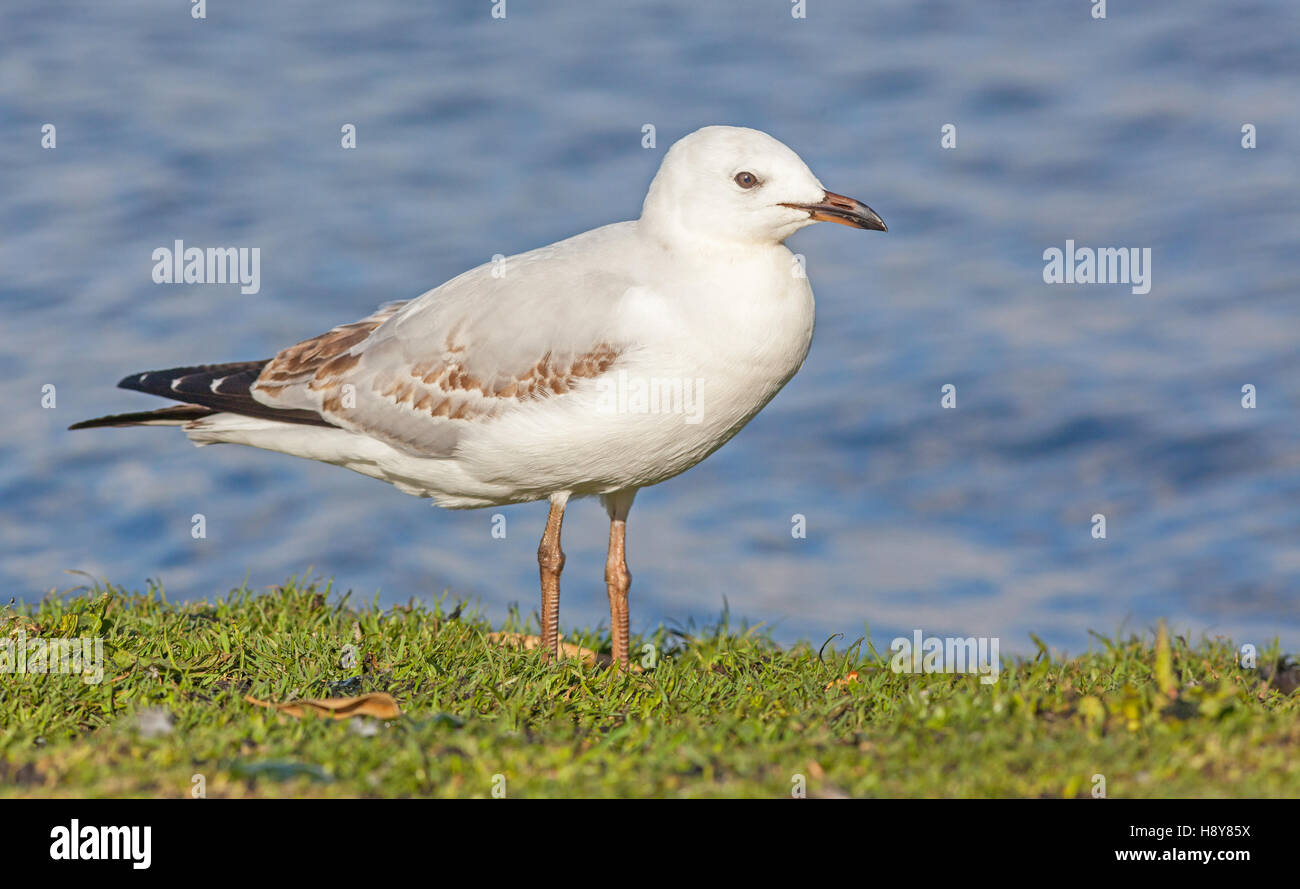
733;171;760;189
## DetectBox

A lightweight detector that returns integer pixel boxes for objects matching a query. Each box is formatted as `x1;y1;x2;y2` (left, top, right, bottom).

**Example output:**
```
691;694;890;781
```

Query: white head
640;126;886;248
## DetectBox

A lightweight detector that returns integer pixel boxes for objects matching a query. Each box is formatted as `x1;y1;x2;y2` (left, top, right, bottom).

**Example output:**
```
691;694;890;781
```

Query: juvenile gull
71;126;887;668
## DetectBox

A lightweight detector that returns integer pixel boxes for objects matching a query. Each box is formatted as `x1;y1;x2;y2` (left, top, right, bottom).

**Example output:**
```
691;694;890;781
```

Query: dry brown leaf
825;670;859;691
244;691;401;720
486;632;642;672
487;632;600;666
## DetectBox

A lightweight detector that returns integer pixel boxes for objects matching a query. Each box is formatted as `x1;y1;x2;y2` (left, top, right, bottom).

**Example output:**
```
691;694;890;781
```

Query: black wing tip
68;417;122;430
89;362;335;430
116;361;270;395
69;415;128;431
116;371;148;392
69;404;217;430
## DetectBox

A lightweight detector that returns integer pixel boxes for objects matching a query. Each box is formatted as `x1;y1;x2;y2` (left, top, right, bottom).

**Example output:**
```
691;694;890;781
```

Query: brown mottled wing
256;301;409;399
251;239;635;457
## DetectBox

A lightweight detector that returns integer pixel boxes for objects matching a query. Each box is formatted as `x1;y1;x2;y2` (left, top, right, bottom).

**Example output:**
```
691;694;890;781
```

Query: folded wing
253;227;639;457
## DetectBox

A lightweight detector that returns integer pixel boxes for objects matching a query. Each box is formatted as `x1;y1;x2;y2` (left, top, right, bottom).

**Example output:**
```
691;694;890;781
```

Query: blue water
2;0;1298;655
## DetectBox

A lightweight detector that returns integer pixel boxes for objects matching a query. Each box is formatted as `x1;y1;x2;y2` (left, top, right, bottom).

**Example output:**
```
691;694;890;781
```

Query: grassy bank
1;578;1297;798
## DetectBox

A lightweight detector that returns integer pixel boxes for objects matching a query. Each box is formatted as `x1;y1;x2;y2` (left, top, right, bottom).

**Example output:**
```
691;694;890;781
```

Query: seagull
71;126;886;669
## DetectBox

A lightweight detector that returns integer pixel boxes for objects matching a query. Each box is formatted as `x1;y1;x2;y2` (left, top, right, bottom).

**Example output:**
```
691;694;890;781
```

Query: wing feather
253;224;640;457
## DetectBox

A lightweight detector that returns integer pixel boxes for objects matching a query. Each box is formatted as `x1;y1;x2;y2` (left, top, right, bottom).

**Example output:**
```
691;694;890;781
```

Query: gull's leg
538;492;569;661
602;489;637;669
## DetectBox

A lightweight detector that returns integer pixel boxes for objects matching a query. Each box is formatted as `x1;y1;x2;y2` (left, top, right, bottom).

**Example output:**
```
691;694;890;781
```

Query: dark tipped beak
781;190;887;231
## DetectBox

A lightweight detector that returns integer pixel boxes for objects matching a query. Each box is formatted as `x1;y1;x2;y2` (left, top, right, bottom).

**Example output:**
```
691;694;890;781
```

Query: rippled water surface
2;1;1298;653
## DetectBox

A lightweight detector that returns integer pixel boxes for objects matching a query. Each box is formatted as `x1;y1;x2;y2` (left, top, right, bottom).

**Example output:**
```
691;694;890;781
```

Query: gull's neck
636;212;786;259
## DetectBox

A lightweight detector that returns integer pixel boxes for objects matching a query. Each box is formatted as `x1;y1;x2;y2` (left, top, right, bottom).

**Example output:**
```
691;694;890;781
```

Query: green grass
1;576;1297;798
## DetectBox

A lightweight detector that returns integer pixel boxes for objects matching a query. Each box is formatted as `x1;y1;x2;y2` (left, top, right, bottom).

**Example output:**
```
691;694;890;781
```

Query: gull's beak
781;191;887;232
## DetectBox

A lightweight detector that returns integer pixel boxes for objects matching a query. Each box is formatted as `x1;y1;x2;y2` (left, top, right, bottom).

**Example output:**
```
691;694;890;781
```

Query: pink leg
602;490;637;669
537;492;569;661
